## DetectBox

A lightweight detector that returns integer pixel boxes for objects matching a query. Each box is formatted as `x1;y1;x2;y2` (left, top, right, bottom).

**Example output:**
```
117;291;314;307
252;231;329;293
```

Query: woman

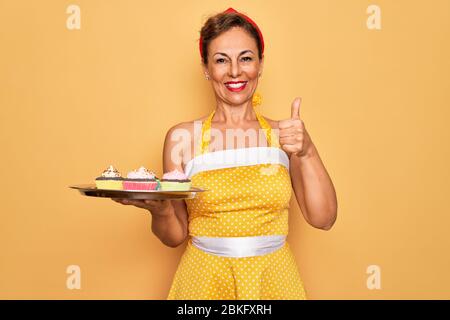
113;7;337;300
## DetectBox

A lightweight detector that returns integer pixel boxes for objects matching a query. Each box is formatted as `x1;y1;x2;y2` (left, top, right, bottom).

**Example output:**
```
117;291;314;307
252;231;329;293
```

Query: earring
205;74;210;80
252;92;262;108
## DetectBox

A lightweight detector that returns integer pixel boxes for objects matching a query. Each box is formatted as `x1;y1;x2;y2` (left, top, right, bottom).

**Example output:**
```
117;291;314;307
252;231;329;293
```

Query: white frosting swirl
127;166;156;179
101;165;121;178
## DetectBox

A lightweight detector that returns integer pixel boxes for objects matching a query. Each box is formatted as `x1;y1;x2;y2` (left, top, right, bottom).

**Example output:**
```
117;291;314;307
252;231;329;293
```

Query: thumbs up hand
278;97;313;158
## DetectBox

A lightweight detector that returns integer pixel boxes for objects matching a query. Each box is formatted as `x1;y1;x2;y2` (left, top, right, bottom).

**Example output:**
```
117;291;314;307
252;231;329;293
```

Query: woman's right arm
112;123;190;248
151;123;190;247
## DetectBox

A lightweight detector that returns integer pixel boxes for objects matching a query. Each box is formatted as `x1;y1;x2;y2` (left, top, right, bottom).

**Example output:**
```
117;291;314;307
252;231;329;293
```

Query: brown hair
199;12;264;65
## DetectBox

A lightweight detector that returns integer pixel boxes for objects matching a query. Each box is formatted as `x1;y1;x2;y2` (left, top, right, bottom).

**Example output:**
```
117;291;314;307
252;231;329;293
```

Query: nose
228;58;241;78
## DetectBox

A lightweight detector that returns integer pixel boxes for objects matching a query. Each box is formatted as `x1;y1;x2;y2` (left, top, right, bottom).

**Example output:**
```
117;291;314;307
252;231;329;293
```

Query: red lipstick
224;81;248;92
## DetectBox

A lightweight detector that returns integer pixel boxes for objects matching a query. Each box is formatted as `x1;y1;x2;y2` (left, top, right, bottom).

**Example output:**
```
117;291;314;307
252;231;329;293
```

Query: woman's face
203;27;263;107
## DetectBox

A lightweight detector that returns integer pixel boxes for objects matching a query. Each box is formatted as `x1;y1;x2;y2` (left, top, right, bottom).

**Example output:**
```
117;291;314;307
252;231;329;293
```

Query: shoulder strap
195;110;216;157
254;109;280;148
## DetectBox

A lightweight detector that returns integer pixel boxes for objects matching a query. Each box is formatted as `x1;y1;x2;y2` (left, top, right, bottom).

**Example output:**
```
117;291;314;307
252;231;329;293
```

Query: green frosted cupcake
160;169;191;191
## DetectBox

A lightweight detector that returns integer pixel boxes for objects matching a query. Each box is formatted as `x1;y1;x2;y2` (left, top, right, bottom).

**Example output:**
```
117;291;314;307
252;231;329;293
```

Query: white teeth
226;82;246;88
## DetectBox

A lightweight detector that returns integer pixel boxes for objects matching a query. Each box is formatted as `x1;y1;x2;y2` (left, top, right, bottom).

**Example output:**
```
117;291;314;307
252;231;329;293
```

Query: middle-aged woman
113;7;337;299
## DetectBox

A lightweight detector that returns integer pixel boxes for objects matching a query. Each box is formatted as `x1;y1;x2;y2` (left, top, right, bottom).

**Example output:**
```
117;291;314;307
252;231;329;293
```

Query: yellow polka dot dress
167;109;307;300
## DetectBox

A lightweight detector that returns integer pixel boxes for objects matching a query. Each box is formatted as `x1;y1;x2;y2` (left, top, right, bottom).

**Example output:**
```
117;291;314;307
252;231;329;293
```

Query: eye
241;56;252;62
216;58;226;63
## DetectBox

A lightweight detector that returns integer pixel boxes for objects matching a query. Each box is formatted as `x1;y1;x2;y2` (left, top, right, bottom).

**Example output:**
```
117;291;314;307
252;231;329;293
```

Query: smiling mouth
224;81;248;91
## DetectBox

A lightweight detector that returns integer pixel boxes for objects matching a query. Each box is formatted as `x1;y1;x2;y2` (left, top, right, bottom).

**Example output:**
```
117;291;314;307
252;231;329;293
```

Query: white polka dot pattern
168;241;307;299
186;163;291;237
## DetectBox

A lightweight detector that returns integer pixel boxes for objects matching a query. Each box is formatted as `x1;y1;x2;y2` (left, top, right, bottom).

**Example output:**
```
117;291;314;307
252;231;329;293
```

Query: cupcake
123;166;159;191
160;169;191;191
95;165;124;190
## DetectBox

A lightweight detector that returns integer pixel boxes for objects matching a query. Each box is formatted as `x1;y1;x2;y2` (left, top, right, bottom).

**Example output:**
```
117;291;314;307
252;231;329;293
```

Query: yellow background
1;0;449;299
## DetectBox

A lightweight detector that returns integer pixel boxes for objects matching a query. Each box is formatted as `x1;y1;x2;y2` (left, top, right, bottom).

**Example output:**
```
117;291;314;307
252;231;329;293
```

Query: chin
229;98;251;106
224;93;252;103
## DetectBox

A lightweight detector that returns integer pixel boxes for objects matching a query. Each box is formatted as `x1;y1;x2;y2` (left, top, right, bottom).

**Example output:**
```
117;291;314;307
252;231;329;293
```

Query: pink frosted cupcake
122;166;159;191
160;169;191;191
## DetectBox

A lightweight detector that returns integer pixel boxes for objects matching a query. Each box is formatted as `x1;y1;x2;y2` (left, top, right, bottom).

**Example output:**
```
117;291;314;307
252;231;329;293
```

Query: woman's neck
213;100;257;126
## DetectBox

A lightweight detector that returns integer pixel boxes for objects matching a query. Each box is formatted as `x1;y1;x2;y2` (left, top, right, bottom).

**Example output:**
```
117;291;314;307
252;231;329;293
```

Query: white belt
191;235;286;258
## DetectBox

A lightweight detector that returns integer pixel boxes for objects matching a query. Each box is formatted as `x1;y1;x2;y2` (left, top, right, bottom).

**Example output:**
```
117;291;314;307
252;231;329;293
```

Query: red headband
199;7;265;60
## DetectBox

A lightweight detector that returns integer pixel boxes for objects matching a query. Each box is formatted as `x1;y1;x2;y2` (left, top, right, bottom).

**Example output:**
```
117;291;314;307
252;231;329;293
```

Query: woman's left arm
278;98;338;230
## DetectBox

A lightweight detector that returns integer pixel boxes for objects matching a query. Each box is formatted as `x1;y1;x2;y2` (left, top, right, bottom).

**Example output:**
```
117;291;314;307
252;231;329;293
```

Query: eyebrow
213;50;254;57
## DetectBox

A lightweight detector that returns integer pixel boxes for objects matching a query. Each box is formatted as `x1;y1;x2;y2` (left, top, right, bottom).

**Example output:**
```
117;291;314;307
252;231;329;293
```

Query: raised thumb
291;97;302;119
